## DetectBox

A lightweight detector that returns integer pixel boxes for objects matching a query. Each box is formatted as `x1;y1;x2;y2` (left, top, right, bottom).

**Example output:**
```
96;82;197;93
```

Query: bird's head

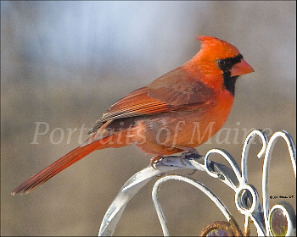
187;36;254;94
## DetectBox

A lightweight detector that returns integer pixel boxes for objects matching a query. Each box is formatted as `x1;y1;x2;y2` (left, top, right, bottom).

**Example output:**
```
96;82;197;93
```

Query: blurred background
1;1;296;236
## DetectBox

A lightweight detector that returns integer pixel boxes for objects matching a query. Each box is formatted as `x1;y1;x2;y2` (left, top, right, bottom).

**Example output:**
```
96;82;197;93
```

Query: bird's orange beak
230;59;254;77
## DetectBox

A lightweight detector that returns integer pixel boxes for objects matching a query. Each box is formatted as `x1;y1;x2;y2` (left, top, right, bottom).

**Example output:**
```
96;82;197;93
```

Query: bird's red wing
88;87;171;134
89;67;216;134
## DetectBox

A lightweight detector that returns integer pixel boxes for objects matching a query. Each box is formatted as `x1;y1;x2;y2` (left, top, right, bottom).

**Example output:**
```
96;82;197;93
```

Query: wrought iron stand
98;130;296;236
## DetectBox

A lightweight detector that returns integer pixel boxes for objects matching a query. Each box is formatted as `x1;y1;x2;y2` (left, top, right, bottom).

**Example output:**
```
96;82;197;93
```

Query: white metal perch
98;130;296;236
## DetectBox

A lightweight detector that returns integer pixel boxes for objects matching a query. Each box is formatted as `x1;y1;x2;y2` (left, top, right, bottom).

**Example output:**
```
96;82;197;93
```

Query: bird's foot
180;148;199;160
151;148;200;169
151;156;163;169
179;148;200;169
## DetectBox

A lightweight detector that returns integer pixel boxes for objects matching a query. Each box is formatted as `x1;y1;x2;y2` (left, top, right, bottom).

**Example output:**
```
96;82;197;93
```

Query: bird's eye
218;59;232;71
218;59;225;67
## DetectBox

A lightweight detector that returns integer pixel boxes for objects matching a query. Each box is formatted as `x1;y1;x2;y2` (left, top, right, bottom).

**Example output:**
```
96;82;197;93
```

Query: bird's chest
136;90;234;149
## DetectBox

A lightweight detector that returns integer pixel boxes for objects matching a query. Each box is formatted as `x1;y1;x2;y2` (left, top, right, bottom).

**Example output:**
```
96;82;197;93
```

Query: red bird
12;36;254;195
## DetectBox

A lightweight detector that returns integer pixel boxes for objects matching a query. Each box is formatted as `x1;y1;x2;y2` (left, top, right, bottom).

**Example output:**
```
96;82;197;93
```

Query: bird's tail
11;134;122;195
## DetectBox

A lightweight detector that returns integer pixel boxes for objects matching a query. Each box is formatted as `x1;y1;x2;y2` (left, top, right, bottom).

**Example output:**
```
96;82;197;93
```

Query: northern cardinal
12;36;254;195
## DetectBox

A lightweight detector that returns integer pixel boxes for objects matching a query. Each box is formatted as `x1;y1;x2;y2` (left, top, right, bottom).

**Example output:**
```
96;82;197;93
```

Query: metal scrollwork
98;130;296;236
262;131;296;236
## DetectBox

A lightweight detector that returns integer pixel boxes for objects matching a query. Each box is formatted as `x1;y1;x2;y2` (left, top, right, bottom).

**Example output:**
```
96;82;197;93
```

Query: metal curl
235;184;259;215
262;130;296;235
151;175;239;236
204;148;242;189
241;129;268;183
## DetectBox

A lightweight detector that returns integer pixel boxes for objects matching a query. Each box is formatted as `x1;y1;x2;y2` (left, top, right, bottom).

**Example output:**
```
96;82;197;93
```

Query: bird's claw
150;149;200;169
180;148;200;160
180;148;201;167
151;156;162;169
